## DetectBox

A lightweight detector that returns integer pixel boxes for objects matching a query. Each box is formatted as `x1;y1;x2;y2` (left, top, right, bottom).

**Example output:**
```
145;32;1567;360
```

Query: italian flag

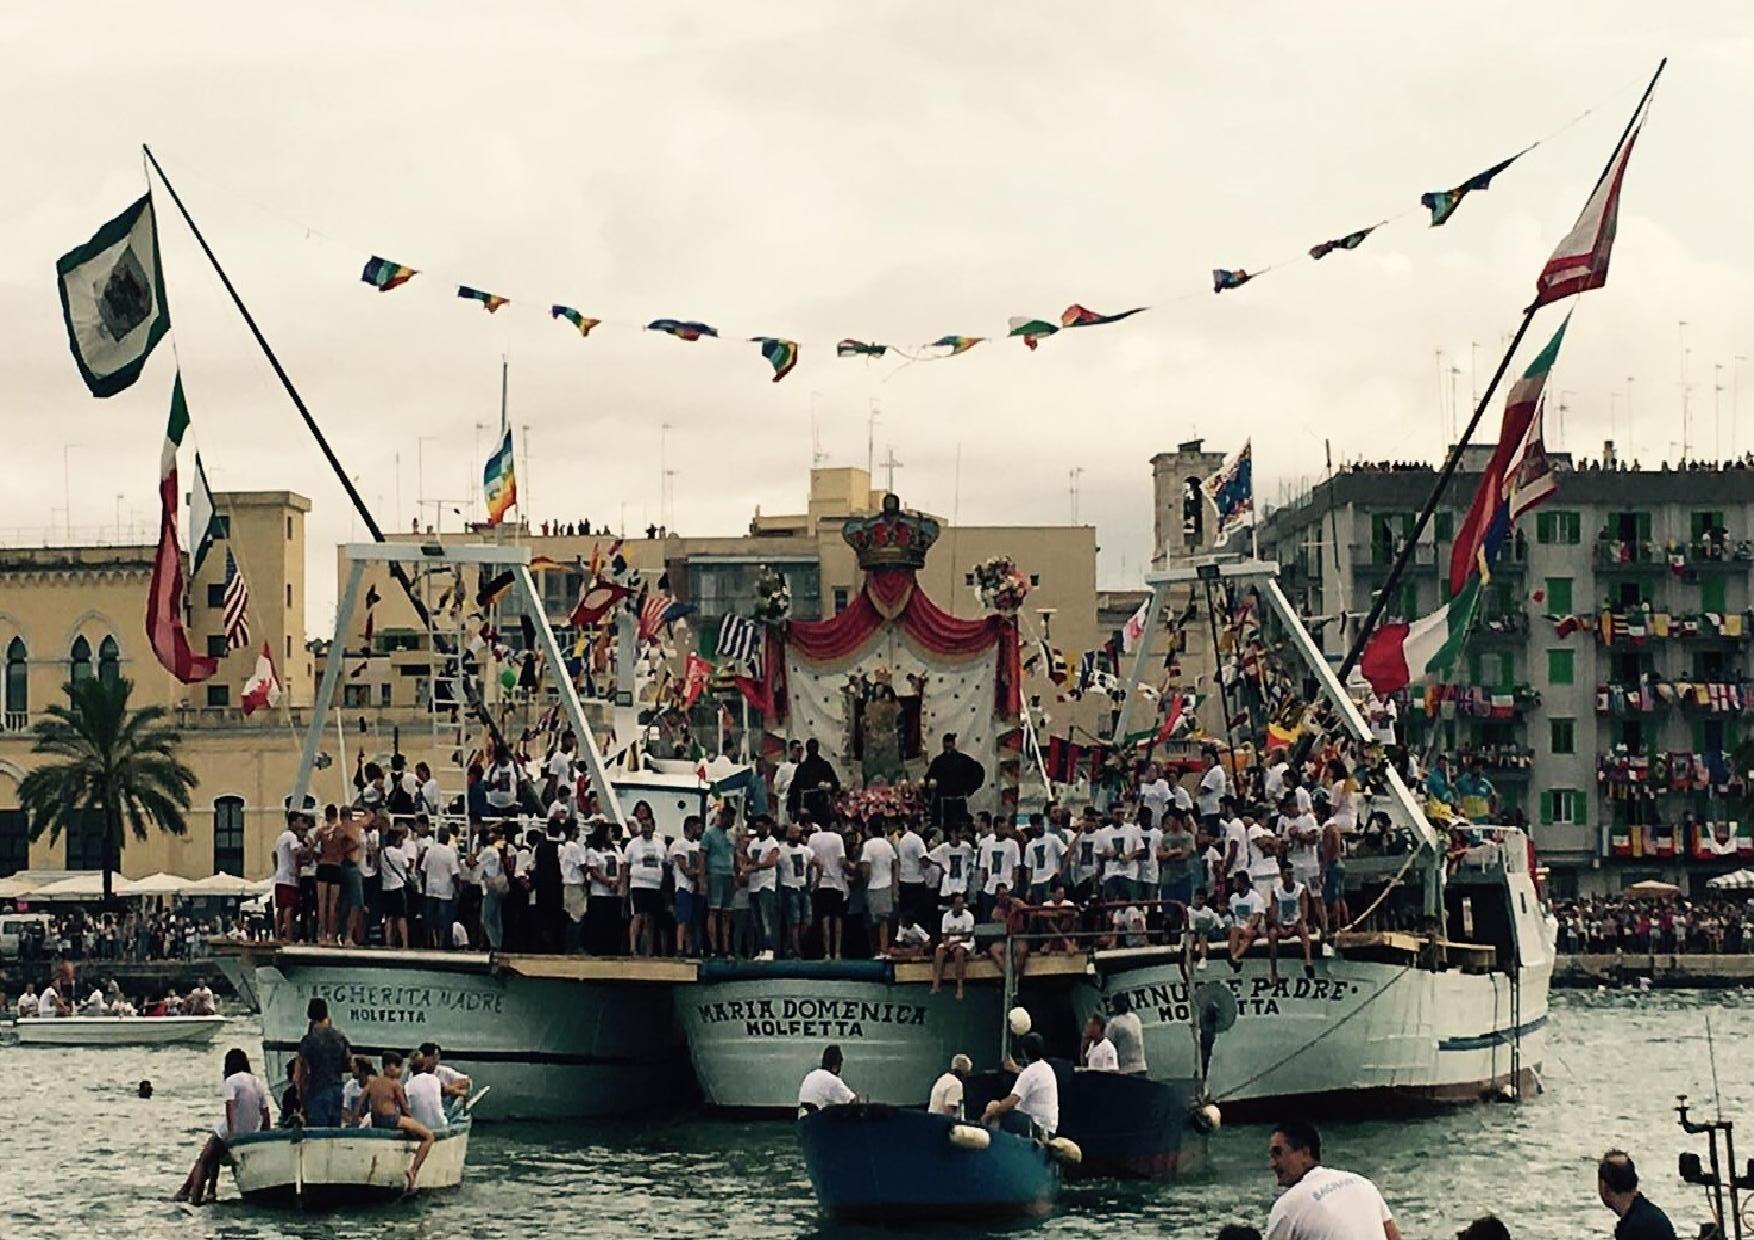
146;375;220;684
1357;577;1479;696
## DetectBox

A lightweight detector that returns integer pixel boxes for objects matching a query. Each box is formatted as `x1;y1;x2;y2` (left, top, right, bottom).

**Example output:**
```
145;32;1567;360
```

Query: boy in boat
342;1055;375;1127
1267;860;1316;984
1226;873;1266;972
360;1051;435;1192
1184;887;1229;971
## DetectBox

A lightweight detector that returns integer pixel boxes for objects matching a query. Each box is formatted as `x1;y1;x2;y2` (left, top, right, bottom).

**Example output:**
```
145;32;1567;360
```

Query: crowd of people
1;907;228;962
257;725;1428;994
1553;895;1754;955
14;972;217;1019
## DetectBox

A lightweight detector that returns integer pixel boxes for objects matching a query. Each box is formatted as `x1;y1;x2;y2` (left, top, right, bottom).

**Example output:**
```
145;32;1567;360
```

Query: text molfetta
1101;976;1369;1024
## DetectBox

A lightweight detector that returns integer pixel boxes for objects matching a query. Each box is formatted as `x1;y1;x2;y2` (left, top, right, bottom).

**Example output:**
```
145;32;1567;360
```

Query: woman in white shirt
379;823;412;949
175;1047;270;1204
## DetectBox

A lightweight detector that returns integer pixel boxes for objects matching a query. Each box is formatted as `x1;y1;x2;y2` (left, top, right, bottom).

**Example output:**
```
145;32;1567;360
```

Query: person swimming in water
358;1051;434;1192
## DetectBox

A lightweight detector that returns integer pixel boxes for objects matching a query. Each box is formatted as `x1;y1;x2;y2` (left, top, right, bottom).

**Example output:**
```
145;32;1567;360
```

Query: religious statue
846;670;925;786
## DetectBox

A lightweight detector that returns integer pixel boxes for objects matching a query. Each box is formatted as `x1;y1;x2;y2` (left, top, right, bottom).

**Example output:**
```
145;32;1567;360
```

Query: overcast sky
2;4;1750;630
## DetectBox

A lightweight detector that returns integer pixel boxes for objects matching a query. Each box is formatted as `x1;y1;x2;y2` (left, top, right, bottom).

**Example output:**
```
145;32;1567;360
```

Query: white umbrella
1706;869;1754;891
30;871;137;900
128;871;199;896
186;873;263;896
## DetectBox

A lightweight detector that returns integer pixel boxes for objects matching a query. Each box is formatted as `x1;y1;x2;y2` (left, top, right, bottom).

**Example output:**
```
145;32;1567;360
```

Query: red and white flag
147;376;220;685
1531;123;1643;309
637;590;672;642
241;642;282;715
1121;598;1150;653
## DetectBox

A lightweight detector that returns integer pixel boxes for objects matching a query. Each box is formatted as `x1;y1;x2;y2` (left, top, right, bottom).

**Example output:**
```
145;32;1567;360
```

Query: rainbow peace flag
483;425;517;525
360;256;416;292
1060;304;1145;329
931;335;984;357
647;318;718;341
458;286;509;313
753;336;799;382
551;305;601;337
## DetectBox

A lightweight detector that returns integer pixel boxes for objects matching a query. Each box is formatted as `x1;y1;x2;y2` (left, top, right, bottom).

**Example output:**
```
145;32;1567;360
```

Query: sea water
0;988;1747;1239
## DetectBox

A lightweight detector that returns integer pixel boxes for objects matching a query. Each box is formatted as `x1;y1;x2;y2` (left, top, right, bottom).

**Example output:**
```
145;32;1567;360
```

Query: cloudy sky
2;4;1750;628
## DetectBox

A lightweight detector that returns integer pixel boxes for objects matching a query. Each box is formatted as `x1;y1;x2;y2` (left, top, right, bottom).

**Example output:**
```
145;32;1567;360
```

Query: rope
1213;962;1418;1103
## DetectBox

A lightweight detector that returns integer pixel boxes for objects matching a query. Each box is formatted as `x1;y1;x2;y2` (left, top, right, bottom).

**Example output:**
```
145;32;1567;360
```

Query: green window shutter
1703;577;1726;614
1547;577;1573;614
1535;512;1552;543
1563;512;1581;543
1637;512;1652;543
1548;648;1574;686
1575;794;1586;828
1434;511;1454;542
1539;790;1553;825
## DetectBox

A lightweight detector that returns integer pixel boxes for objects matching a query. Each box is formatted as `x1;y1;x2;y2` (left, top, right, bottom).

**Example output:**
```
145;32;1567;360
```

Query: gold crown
842;494;939;571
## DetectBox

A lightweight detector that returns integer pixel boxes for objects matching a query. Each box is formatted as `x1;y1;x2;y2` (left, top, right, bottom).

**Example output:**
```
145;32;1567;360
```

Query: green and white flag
188;450;221;581
55;193;171;397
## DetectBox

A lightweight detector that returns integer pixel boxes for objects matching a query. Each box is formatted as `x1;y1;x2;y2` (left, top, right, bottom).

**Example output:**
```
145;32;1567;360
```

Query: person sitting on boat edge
1081;1014;1119;1072
1267;860;1317;985
1265;1120;1399;1240
418;1043;472;1103
797;1044;858;1116
979;1032;1057;1139
932;891;976;1001
361;1052;435;1193
1227;873;1267;972
887;910;931;960
405;1054;451;1133
174;1046;270;1205
1597;1149;1676;1240
1185;888;1229;972
928;1053;973;1119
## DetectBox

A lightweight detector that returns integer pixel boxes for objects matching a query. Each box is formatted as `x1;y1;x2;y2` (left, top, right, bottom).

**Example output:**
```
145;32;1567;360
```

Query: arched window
213;795;246;876
98;636;120;687
3;637;25;727
69;635;93;686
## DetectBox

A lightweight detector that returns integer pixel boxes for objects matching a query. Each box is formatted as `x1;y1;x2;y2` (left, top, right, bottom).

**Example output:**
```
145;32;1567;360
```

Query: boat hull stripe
1436;1014;1549;1052
262;1039;657;1068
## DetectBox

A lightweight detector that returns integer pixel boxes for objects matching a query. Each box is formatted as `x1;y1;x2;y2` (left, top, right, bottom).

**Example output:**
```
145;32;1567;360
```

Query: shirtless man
359;1051;434;1192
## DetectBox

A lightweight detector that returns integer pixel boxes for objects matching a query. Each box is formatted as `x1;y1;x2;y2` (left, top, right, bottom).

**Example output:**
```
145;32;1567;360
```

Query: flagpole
1335;59;1665;686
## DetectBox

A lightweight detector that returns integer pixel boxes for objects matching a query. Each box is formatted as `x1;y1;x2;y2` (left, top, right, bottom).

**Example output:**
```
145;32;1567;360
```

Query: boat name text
1105;976;1363;1023
297;981;505;1026
695;996;928;1040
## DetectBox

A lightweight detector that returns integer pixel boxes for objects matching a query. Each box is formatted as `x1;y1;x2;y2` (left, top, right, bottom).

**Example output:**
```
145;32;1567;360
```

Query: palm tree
16;676;198;902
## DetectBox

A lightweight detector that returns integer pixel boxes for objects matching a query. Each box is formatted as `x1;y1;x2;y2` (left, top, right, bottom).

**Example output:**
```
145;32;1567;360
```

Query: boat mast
1334;59;1667;683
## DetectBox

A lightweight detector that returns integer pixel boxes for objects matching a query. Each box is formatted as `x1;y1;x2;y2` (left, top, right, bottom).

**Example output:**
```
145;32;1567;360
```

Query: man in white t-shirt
776;822;812;959
1185;887;1229;970
1081;1014;1120;1072
1222;798;1251;884
1197;747;1230;831
404;1059;449;1132
1266;1121;1400;1240
271;812;307;942
797;1044;857;1115
624;818;668;958
545;732;578;800
668;815;702;957
1137;764;1174;831
859;828;899;955
932;891;976;1000
1276;793;1326;932
420;827;462;949
976;823;1021;921
1102;816;1146;904
772;741;801;825
378;822;412;949
926;825;976;907
1365;693;1399;748
1022;821;1067;904
981;1033;1057;1138
1246;814;1282;902
745;818;782;958
896;819;930;929
560;826;590;952
1227;873;1266;971
806;820;850;961
928;1053;972;1117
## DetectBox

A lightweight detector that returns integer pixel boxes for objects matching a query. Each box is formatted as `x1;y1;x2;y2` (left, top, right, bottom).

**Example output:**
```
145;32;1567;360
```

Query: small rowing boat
13;1014;228;1047
797;1103;1064;1221
227;1119;472;1207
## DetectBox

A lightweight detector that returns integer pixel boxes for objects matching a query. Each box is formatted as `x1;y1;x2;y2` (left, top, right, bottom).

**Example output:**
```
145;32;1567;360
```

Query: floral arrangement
753;564;792;622
837;779;923;824
972;555;1031;612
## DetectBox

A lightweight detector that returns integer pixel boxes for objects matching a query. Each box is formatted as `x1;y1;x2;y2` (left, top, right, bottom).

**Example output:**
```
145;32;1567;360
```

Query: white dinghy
14;1014;228;1047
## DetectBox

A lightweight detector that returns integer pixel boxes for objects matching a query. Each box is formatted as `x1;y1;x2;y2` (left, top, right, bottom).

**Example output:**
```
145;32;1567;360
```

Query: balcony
1350;541;1438;574
1473;611;1529;641
1595;679;1751;715
1597;609;1751;645
1454;744;1534;777
1430;683;1540;719
1597;749;1736;795
1675;539;1754;571
1607;819;1754;864
1596;538;1660;570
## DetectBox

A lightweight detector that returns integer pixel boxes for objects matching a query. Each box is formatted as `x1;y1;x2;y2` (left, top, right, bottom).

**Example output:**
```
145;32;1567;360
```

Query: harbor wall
1553;953;1754;988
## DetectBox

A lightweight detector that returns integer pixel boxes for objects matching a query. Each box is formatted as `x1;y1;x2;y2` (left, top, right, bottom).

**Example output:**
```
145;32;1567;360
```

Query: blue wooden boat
965;1060;1209;1180
796;1102;1060;1221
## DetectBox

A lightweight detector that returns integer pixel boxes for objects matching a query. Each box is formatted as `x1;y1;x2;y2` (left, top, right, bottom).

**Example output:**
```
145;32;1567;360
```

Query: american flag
222;549;250;652
716;613;763;672
637;590;672;642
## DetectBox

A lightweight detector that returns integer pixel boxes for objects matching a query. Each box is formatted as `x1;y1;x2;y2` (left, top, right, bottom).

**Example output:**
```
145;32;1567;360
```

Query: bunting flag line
753;336;799;382
458;285;509;313
1060;304;1147;329
1421;152;1522;227
222;548;251;652
56;192;172;398
648;318;718;341
837;338;888;358
361;255;417;291
1308;225;1378;260
1006;317;1059;350
1531;121;1643;309
147;375;219;684
483;423;517;525
241;642;282;716
1212;268;1252;293
931;335;984;356
551;305;601;337
1447;315;1571;596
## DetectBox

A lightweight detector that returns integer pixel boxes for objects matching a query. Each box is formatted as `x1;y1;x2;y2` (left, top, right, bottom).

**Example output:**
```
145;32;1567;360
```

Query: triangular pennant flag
1308;225;1378;260
1212;268;1252;293
56;193;171;397
361;256;416;291
458;286;509;313
930;335;984;356
1006;317;1059;351
551;305;602;337
1421;153;1520;226
752;336;799;382
1060;304;1146;329
836;339;888;358
648;319;718;341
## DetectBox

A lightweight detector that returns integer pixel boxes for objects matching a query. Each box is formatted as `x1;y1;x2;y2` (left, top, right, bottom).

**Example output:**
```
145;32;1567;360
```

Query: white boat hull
228;1121;470;1205
14;1014;229;1046
1072;953;1551;1118
679;974;1003;1112
257;951;688;1120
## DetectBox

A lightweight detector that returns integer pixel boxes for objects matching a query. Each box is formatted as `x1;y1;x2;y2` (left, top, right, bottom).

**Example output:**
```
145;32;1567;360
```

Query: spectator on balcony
1455;760;1497;822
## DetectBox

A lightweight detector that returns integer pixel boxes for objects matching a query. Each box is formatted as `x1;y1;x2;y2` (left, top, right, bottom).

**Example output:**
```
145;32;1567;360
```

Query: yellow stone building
0;468;1105;882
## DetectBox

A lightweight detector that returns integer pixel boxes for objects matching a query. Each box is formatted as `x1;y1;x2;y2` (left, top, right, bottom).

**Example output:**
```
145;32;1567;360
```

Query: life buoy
948;1124;991;1151
1047;1137;1083;1164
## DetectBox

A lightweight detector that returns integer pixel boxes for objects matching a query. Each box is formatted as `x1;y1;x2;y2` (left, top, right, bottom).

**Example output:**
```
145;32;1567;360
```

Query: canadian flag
241;642;282;715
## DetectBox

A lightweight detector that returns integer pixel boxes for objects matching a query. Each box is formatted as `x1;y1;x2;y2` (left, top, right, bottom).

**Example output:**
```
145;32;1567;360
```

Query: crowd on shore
2;907;227;962
1553;895;1754;955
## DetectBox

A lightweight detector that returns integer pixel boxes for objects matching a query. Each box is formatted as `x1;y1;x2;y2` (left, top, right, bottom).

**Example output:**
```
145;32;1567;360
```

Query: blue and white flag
1202;440;1255;548
715;613;763;672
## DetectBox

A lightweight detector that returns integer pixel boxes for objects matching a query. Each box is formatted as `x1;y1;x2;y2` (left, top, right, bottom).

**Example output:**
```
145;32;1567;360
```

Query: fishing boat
240;943;692;1121
226;1118;472;1206
797;1103;1063;1221
13;1013;228;1047
964;1060;1211;1179
1092;557;1554;1120
680;958;1005;1112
